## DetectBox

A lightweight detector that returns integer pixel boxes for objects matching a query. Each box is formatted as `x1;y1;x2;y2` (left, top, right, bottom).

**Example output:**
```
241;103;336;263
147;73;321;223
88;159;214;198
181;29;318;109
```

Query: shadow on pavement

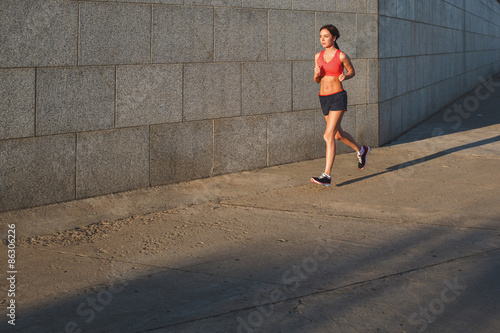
3;214;499;333
336;134;500;187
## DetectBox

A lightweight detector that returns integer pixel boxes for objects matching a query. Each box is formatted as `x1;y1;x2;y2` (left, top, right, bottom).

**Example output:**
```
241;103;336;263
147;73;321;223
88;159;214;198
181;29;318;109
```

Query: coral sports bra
317;49;344;77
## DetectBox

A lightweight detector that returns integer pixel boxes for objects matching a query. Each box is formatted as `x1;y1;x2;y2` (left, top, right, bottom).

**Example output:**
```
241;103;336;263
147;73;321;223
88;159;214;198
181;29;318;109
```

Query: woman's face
320;29;335;48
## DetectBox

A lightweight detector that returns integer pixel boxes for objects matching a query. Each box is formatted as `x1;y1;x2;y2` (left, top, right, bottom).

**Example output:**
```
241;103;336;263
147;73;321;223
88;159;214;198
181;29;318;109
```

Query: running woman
311;24;370;187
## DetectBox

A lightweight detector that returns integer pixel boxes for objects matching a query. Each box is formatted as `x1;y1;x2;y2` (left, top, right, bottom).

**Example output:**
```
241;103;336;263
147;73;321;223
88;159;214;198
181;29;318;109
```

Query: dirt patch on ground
11;205;243;251
14;218;132;247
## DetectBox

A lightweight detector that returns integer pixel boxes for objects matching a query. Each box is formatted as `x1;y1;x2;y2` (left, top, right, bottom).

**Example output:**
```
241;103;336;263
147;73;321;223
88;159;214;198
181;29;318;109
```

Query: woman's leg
335;126;361;152
323;110;345;175
335;125;370;170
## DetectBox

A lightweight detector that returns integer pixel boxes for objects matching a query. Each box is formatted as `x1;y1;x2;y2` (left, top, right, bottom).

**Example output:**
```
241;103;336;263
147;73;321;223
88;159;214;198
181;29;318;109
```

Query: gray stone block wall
152;5;214;63
268;110;316;166
243;0;290;9
0;0;78;68
150;120;213;186
79;2;151;66
357;104;379;148
215;8;268;62
214;115;268;175
292;61;319;111
76;127;150;199
0;135;76;212
378;0;500;144
0;69;35;140
183;62;242;121
116;64;183;127
241;62;292;115
2;0;499;212
36;67;115;135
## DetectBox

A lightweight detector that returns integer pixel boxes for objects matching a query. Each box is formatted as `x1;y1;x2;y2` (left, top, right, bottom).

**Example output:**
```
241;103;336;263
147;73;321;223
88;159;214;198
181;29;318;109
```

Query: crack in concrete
132;247;500;332
219;202;500;232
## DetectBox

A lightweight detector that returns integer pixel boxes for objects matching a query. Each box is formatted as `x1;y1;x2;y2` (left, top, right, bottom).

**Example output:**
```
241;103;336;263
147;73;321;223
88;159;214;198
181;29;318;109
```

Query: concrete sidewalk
2;74;500;333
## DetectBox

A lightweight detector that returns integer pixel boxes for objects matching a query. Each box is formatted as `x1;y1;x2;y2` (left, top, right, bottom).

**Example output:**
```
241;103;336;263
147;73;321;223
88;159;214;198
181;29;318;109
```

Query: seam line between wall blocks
267;10;270;61
367;58;371;106
240;63;243;116
313;106;316;158
34;68;38;137
11;50;500;69
355;13;358;59
150;5;153;64
114;66;117;128
314;12;316;51
462;5;467;75
74;133;78;201
182;64;185;122
211;119;215;177
379;65;498;102
266;114;269;167
291;61;294;111
213;9;216;63
77;2;80;66
378;14;499;34
148;125;152;187
380;50;496;61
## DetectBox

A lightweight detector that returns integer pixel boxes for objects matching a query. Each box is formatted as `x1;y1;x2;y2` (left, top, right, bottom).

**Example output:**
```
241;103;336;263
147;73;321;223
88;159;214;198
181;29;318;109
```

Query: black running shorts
319;90;347;115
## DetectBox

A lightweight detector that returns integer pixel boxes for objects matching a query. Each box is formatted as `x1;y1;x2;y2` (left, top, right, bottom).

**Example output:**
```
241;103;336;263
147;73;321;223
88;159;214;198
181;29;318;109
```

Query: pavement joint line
146;182;313;214
459;154;500;159
217;202;500;232
373;145;500;158
217;202;391;223
175;237;385;271
31;247;308;288
132;246;500;333
29;249;287;297
34;230;500;280
26;236;417;303
24;236;379;266
34;238;352;284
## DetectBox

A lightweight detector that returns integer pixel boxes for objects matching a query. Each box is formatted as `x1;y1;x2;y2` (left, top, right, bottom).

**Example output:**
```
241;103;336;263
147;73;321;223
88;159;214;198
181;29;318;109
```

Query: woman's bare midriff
319;76;343;96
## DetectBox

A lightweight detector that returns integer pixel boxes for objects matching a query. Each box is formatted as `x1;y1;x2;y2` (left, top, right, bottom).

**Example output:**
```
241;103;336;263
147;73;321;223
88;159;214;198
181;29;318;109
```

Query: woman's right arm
314;53;322;84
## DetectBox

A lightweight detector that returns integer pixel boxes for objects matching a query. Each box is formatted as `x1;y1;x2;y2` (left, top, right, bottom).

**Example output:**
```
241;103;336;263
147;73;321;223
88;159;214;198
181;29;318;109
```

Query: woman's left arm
338;52;355;82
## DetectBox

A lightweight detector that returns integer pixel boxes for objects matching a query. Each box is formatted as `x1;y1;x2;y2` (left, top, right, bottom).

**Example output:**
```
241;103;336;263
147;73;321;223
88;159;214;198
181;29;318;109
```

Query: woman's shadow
336;134;500;187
